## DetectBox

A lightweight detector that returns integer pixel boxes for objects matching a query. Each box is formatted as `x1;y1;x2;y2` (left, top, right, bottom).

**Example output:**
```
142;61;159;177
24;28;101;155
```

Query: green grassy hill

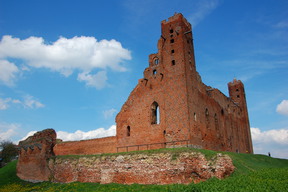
1;148;288;192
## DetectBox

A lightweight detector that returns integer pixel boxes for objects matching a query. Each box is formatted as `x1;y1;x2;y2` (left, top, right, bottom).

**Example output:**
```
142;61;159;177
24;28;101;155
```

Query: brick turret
228;79;253;153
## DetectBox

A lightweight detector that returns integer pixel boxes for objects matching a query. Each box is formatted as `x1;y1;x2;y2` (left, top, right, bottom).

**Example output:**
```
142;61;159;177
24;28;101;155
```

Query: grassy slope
0;148;288;192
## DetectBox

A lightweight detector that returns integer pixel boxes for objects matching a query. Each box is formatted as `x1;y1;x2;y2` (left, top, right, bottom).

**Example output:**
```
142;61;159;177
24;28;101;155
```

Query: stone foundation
49;152;234;184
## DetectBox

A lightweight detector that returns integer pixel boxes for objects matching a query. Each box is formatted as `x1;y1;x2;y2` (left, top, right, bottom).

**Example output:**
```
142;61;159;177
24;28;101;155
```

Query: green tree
0;141;18;163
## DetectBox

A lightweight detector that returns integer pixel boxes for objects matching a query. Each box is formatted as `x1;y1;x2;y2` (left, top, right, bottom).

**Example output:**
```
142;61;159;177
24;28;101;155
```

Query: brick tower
116;13;253;153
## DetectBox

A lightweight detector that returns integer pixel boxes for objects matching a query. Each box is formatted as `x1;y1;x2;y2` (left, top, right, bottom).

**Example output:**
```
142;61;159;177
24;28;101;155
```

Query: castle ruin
17;13;253;183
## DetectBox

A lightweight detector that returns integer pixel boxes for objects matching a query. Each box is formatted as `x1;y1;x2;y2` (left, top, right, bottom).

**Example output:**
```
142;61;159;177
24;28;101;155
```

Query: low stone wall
53;136;117;155
49;152;235;184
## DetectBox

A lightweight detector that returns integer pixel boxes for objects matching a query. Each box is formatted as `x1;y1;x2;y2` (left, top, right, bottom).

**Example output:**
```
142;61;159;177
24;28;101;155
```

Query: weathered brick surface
54;136;116;155
17;13;253;184
49;152;235;184
116;13;253;154
17;129;56;182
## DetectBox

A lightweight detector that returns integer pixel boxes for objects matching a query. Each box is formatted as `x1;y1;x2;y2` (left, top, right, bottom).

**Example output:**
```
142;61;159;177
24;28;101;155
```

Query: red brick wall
17;129;56;182
54;136;117;155
116;13;253;154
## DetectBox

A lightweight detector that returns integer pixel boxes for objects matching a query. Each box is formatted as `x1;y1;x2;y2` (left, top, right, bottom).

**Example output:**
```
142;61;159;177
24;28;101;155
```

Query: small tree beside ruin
0;140;18;164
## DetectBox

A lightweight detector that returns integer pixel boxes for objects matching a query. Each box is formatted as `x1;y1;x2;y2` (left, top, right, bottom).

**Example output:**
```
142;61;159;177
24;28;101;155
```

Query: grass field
1;148;288;192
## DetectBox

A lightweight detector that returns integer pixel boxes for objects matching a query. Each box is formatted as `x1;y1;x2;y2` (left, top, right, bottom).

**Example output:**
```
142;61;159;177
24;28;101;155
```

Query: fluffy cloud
56;125;116;141
251;127;288;159
0;35;131;88
276;100;288;116
0;122;21;141
77;71;108;89
0;59;19;86
0;95;44;110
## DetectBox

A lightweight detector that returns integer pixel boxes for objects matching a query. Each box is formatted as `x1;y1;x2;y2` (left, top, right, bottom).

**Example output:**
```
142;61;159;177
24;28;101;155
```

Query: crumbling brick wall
17;129;56;182
49;152;235;184
116;13;253;154
17;13;253;183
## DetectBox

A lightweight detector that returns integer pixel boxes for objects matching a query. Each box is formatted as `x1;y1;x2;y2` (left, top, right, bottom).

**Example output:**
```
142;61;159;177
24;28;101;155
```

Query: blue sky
0;0;287;158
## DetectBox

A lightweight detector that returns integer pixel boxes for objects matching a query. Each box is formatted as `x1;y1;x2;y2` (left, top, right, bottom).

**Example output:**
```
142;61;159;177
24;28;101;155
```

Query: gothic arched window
151;102;160;124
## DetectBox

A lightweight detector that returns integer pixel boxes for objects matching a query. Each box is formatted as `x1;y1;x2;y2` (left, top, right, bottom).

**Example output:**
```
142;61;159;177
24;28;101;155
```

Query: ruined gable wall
116;68;169;151
116;14;193;151
116;13;253;154
54;136;117;155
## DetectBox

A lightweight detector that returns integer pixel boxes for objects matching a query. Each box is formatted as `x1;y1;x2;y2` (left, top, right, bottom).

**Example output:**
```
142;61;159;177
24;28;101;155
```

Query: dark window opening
237;95;240;98
163;130;166;135
236;88;239;92
221;109;224;115
171;49;175;54
153;70;157;75
154;59;159;65
144;79;148;86
151;102;160;124
172;60;175;65
170;39;174;43
170;29;173;33
187;40;190;44
127;126;130;137
205;108;209;116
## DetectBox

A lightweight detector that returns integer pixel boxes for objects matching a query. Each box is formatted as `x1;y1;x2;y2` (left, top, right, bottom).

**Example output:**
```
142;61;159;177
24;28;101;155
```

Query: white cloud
18;131;37;143
23;95;45;109
0;59;19;86
103;108;117;119
251;127;288;159
56;125;116;141
0;35;131;88
276;100;288;116
0;122;20;141
18;125;116;144
0;95;44;110
188;0;220;27
77;71;108;89
251;127;288;145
